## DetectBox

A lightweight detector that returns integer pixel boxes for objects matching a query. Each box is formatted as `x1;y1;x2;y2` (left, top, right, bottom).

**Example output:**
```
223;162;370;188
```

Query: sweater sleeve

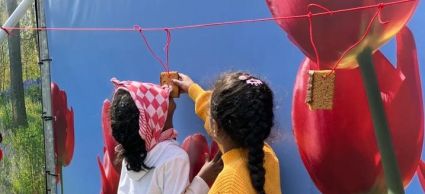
188;84;213;135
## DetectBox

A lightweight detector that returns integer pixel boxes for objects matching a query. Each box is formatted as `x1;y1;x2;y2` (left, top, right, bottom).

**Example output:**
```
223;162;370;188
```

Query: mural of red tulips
51;83;75;181
292;27;423;194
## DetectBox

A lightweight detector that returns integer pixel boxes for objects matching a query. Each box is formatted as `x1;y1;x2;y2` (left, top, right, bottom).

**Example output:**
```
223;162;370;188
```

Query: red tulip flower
63;108;75;166
418;160;425;192
266;0;418;69
292;27;423;193
181;133;220;184
101;100;121;172
51;83;75;181
210;140;219;158
181;133;210;181
98;149;120;194
98;100;121;194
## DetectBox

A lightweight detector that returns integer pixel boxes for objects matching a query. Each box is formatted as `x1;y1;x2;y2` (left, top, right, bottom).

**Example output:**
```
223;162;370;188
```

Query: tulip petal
181;133;209;181
103;151;120;193
210;141;219;157
63;108;75;166
292;27;423;193
417;160;425;191
97;154;113;194
102;100;121;172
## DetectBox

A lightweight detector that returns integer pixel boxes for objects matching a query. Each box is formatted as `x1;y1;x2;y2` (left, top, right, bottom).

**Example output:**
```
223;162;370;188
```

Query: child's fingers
172;79;183;87
218;158;223;165
178;73;194;83
212;152;222;162
178;73;189;80
215;158;223;170
204;153;210;163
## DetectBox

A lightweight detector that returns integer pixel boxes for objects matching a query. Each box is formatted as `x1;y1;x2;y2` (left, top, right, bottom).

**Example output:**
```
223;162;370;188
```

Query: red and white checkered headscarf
111;78;178;151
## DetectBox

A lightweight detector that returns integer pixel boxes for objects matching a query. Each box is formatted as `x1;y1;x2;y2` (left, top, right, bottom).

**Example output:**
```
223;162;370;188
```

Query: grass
0;85;46;194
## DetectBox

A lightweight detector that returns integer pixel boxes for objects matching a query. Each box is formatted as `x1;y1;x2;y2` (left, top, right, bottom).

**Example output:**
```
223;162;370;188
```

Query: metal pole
357;48;404;194
0;0;33;43
35;0;57;193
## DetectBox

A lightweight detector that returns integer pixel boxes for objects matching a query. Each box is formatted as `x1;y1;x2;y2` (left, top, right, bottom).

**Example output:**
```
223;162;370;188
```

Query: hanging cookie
160;71;180;98
305;70;335;110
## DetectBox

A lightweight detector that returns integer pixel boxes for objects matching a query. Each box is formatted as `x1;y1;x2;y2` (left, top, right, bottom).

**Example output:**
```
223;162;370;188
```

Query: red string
0;26;10;36
307;13;320;68
164;29;171;73
134;25;171;72
1;0;413;32
0;0;413;72
329;4;385;73
378;9;391;24
307;4;334;14
306;3;334;69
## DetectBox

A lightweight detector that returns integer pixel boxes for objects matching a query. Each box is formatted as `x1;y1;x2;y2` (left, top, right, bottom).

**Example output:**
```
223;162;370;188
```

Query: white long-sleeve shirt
117;140;209;194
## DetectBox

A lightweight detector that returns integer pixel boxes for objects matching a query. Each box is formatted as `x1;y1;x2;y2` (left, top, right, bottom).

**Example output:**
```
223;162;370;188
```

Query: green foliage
0;0;46;193
0;86;46;194
0;0;40;92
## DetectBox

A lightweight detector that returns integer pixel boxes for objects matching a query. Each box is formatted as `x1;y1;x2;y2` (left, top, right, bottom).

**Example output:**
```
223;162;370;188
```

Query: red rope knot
0;26;10;36
307;12;313;18
133;25;143;32
376;3;390;24
163;28;171;51
307;3;334;15
378;3;385;10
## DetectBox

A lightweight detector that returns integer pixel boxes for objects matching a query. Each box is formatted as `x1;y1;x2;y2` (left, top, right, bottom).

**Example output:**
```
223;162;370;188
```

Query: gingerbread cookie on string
160;71;180;98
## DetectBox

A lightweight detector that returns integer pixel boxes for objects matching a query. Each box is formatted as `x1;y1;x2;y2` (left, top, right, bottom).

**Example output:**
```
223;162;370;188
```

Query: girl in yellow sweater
174;72;282;194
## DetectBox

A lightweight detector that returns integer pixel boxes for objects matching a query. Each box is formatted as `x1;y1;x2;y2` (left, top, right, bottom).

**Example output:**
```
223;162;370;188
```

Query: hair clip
246;78;263;86
238;75;249;81
115;144;123;153
238;74;263;86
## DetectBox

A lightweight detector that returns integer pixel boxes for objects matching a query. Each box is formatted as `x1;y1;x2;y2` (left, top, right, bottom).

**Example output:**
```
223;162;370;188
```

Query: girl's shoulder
263;143;282;194
263;143;279;163
146;140;189;167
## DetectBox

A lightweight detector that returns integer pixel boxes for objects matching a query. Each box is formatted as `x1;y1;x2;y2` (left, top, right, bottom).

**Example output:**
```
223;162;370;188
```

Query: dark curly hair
110;90;151;172
211;72;274;194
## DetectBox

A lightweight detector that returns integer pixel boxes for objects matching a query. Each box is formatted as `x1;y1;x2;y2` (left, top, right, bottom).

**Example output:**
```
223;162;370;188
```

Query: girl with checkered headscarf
109;78;222;194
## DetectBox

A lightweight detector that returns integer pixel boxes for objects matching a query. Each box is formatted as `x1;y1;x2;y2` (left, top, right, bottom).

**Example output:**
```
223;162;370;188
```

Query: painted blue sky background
45;0;425;193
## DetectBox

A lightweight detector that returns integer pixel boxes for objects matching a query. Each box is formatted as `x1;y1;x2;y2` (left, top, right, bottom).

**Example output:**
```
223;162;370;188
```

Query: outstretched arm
173;74;213;135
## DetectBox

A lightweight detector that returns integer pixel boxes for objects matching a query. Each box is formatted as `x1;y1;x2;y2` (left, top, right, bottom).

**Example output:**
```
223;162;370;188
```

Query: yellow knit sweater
188;84;282;194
